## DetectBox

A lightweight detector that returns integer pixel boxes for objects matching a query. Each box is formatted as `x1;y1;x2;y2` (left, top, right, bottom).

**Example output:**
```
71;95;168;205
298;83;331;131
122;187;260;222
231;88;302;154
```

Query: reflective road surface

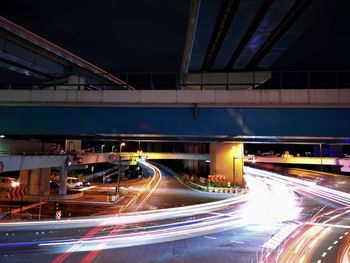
1;163;350;263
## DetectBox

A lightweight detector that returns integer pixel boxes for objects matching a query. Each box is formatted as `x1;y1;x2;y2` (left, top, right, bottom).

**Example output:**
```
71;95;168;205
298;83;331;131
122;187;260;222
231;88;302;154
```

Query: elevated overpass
2;149;350;197
0;152;209;173
245;156;350;173
181;0;333;89
0;89;349;143
0;16;131;90
0;151;210;197
3;151;349;174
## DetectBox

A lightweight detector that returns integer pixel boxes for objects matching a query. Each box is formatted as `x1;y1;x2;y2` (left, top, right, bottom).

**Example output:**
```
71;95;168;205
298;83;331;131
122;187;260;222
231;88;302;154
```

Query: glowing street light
120;142;126;152
117;142;126;196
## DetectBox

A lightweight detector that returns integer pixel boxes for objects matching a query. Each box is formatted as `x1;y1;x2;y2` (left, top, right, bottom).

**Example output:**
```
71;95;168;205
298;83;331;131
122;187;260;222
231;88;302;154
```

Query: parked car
82;180;90;187
67;177;83;189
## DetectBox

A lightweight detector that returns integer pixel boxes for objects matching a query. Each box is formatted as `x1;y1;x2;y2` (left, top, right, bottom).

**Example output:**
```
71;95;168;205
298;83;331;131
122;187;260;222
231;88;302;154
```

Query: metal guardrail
0;71;349;90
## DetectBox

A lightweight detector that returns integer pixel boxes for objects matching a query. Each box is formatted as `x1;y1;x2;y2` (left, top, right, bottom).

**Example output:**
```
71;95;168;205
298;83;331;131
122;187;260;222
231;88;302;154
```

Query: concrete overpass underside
0;89;350;143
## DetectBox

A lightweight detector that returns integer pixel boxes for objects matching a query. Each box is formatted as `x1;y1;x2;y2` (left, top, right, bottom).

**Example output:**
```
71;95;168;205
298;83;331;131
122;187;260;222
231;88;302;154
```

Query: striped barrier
9;185;28;198
208;175;226;183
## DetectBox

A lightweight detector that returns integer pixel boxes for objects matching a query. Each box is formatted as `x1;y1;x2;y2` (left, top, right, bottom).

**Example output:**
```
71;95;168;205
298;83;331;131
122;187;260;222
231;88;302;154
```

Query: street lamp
101;144;105;153
117;142;126;196
232;156;236;187
320;143;323;171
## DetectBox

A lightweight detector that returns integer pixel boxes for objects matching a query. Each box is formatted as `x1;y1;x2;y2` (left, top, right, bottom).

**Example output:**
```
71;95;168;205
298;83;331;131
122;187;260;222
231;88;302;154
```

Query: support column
19;170;29;186
65;140;81;152
210;142;244;186
59;166;67;195
21;168;50;195
40;168;51;196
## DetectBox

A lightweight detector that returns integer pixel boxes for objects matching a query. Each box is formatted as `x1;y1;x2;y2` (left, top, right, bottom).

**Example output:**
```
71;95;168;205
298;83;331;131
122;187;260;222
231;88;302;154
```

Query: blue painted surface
233;0;295;69
188;0;222;71
0;107;350;139
187;0;332;71
258;0;332;67
0;39;64;74
213;0;263;70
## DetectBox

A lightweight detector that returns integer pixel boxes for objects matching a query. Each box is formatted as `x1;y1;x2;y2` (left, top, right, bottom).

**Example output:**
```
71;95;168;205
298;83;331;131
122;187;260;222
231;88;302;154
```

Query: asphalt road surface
1;163;350;263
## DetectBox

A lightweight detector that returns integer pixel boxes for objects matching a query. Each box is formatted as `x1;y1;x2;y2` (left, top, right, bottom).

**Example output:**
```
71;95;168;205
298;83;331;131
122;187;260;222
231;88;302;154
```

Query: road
1;163;350;262
139;162;229;210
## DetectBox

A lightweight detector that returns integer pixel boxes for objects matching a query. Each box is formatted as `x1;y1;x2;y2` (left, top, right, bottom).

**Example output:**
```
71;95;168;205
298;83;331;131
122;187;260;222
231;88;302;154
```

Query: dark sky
1;0;190;73
1;0;350;73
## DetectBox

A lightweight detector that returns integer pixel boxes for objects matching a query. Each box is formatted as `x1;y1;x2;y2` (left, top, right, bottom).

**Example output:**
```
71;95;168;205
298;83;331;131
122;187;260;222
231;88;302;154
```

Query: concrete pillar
19;170;29;185
198;160;206;177
59;166;67;195
65;140;81;152
120;165;126;178
210;142;244;186
40;168;50;196
20;168;51;196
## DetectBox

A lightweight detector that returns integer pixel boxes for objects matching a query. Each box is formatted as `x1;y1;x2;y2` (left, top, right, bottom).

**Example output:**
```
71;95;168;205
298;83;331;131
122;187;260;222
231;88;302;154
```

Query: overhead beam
246;0;313;69
180;0;201;74
202;0;240;71
225;0;274;70
1;89;349;108
0;28;70;68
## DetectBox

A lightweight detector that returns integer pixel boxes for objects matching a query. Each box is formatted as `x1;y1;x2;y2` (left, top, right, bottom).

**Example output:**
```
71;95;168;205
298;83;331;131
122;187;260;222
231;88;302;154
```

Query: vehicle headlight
11;181;19;187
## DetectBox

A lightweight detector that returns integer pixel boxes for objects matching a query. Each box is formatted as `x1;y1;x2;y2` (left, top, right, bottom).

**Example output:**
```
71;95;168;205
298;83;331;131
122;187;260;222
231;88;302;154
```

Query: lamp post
320;143;323;171
117;142;126;196
232;156;236;187
101;144;105;153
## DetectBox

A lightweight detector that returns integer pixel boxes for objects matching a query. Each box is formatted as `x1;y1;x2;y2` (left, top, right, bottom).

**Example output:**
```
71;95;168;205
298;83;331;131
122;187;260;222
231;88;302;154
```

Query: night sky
1;0;190;73
1;0;350;73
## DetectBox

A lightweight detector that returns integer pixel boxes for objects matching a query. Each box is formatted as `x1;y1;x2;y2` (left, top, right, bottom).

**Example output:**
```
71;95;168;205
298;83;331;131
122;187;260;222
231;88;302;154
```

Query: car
0;177;19;191
82;180;90;187
67;177;83;189
247;154;255;160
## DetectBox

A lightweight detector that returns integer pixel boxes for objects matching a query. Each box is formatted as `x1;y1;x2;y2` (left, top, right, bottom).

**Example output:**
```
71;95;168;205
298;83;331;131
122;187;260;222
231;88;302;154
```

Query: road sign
55;210;61;220
111;195;116;202
208;175;226;183
9;185;28;198
0;162;3;173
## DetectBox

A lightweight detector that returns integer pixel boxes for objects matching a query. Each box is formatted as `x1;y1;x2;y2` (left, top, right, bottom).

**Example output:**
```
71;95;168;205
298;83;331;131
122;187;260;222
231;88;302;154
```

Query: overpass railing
0;71;349;90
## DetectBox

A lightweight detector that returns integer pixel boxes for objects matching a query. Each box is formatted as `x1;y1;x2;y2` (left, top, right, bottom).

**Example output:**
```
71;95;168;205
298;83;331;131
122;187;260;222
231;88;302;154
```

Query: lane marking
231;240;244;244
203;236;216;240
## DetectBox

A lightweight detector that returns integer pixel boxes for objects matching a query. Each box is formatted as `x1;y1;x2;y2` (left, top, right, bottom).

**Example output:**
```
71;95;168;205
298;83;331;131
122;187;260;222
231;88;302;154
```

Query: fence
0;71;349;90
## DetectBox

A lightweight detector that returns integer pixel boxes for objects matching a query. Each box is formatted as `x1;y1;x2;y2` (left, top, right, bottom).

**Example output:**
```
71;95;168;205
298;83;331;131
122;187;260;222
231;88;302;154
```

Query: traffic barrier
9;185;27;198
208;175;226;183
